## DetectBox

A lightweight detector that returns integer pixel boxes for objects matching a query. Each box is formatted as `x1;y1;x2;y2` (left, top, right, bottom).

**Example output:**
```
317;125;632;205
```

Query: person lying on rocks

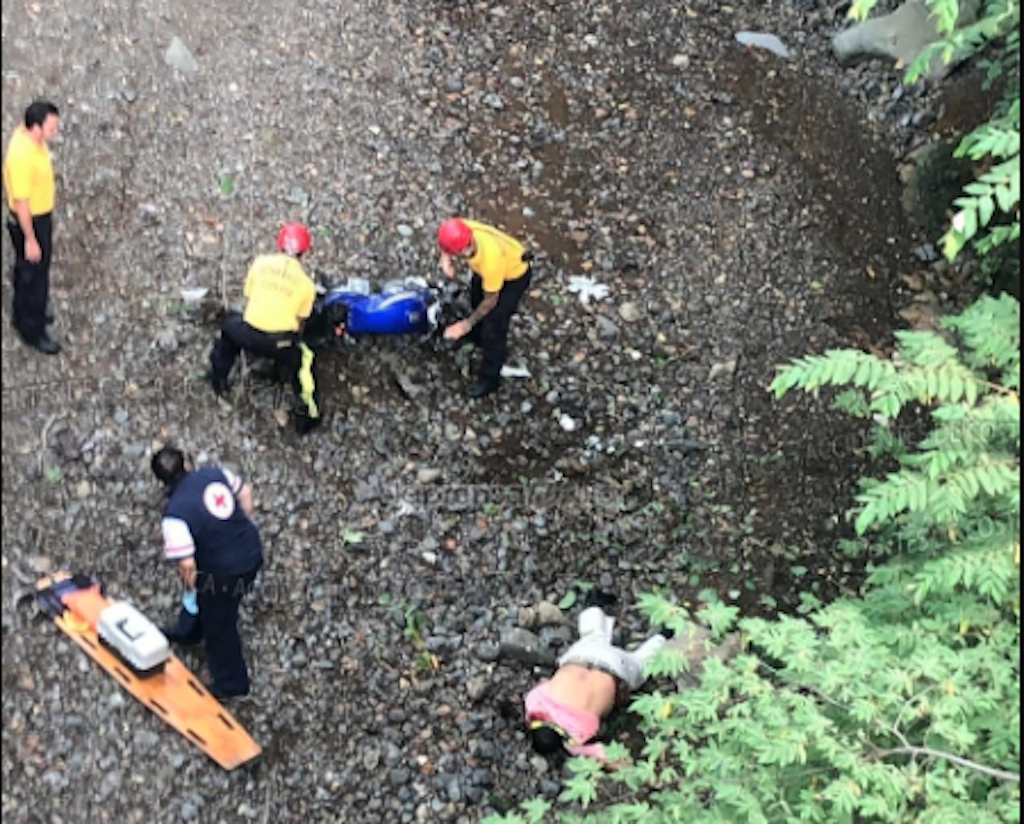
524;593;667;764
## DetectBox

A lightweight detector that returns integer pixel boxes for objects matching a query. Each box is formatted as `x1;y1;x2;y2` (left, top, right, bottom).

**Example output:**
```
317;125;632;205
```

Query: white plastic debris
179;287;209;303
568;276;611;306
501;364;532;379
164;37;199;74
394;500;419;518
735;31;792;59
559;414;579;433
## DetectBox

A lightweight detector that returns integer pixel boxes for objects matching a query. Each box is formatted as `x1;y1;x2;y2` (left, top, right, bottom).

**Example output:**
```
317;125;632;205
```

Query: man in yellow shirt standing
438;217;533;398
3;100;61;355
209;223;323;435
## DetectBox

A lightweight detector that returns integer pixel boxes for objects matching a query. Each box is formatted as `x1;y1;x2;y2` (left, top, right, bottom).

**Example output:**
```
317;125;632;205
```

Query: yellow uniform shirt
3;126;56;216
242;254;316;334
465;220;529;294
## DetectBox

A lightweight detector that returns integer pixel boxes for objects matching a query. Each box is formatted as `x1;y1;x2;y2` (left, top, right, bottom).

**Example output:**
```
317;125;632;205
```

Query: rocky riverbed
1;0;986;821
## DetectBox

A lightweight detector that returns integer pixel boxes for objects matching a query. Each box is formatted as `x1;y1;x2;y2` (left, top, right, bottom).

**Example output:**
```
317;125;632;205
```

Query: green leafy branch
851;0;1022;264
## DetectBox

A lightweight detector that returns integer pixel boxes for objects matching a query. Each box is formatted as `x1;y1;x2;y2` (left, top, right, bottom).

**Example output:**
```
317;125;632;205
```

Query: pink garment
524;681;607;762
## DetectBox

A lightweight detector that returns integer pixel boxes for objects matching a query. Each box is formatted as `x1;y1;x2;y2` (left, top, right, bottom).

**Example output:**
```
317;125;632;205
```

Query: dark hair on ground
151;446;188;487
25;100;59;130
529;726;568;758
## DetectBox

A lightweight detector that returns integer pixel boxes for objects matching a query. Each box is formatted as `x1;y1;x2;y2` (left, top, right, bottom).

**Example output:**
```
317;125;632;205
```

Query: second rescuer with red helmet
208;223;323;435
438;218;533;399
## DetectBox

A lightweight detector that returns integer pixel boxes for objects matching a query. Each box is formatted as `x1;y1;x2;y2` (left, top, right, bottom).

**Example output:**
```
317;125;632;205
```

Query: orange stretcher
35;571;261;771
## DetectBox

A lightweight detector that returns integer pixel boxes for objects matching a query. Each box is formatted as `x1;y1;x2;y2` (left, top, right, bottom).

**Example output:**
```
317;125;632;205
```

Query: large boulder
832;0;977;81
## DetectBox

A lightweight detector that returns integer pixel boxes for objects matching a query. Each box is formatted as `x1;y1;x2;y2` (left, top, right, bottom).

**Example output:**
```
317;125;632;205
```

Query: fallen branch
757;662;1021;784
37;412;62;477
876;745;1020;784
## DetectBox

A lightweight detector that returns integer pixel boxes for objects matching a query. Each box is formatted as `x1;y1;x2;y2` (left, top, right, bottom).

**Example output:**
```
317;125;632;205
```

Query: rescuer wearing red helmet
438;217;533;399
208;223;323;435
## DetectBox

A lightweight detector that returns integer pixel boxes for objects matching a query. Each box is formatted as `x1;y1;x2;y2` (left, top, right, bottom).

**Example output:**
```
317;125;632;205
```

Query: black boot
208;370;229;396
467;377;501;399
28;333;62;355
295;414;323;436
209;684;252;702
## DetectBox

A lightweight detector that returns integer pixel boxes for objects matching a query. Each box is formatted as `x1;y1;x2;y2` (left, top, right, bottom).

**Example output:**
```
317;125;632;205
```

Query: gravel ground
1;0;983;821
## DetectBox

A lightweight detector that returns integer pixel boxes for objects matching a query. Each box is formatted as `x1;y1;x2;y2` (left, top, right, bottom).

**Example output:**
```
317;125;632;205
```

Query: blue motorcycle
305;276;461;348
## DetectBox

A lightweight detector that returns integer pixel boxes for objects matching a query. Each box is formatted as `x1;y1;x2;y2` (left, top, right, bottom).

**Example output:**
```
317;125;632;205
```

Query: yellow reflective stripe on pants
298;343;320;419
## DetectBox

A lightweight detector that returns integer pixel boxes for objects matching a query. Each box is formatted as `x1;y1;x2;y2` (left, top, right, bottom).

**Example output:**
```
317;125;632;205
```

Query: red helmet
438;218;473;255
278;223;312;256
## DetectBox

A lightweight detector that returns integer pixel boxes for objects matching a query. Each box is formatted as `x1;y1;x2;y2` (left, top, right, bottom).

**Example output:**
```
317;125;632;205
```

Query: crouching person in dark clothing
209;222;323;436
152;446;263;701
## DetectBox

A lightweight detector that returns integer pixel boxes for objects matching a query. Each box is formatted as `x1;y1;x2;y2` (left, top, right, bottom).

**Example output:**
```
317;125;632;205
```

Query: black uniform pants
168;569;259;697
7;212;53;344
210;312;322;421
470;267;532;380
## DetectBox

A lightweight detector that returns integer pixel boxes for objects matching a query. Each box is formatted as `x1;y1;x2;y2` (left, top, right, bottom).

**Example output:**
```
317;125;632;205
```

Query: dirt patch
935;69;1008;137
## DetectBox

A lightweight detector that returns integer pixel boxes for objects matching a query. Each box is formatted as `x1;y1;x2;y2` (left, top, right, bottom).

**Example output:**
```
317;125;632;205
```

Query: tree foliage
486;299;1020;824
853;0;1021;260
484;4;1020;819
772;295;1021;536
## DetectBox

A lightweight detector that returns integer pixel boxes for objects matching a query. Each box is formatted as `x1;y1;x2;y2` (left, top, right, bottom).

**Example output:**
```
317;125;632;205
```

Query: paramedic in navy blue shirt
151;446;263;700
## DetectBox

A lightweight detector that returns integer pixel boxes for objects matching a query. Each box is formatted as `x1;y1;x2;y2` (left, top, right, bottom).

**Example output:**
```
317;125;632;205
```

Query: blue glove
182;589;199;616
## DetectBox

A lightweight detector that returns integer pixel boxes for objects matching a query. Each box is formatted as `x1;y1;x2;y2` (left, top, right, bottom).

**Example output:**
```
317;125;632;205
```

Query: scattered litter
735;31;792;59
568;276;611;306
179;288;209;303
559;414;579;433
501;364;532;379
164;37;199;74
416;468;443;485
393;500;419;519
